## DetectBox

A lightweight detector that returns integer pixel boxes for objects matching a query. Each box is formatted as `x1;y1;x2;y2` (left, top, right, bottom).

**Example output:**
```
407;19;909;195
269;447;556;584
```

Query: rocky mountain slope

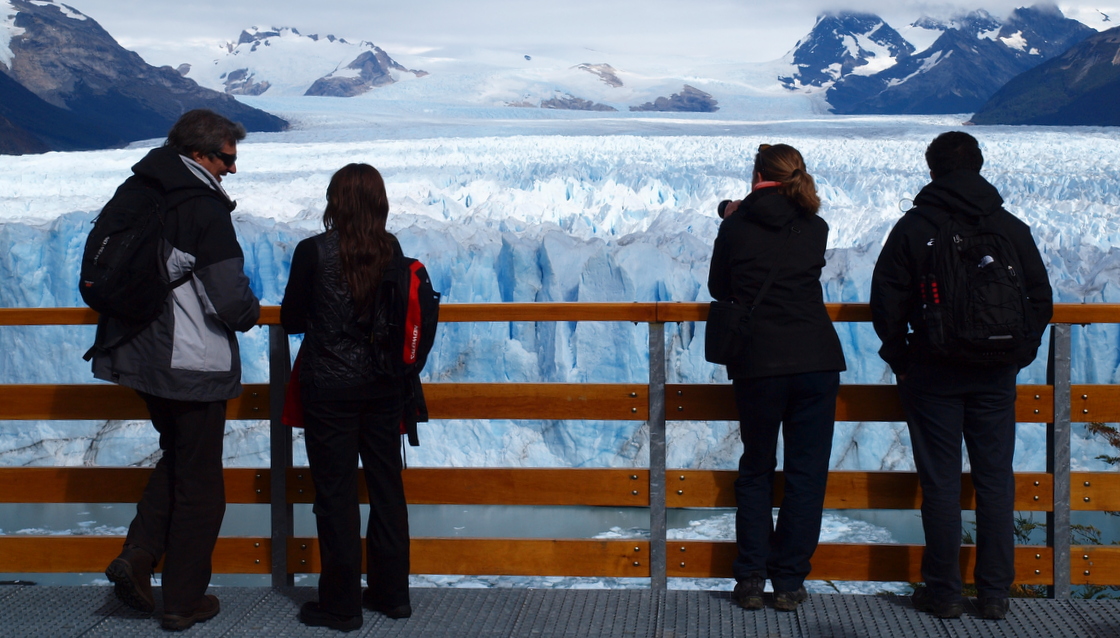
970;25;1120;125
0;0;286;154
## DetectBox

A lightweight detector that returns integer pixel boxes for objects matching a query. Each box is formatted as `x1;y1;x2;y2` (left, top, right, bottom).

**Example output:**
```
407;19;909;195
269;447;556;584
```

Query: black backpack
367;255;441;378
916;207;1033;366
79;176;190;358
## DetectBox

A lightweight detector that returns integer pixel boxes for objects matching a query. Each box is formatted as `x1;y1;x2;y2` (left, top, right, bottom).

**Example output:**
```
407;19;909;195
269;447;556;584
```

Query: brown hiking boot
105;546;155;614
162;594;220;631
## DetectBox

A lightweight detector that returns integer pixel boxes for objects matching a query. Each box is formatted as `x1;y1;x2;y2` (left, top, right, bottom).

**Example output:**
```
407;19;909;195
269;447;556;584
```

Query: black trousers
303;385;409;617
900;361;1018;602
126;392;227;612
731;370;839;591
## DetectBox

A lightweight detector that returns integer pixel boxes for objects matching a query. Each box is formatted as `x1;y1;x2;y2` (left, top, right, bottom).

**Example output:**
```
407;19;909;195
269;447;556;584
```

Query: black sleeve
870;218;916;375
708;220;733;301
1010;221;1054;366
281;238;317;335
190;207;261;333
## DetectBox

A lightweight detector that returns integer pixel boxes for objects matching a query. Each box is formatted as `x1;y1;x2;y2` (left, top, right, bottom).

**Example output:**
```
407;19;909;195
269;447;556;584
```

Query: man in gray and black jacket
95;110;260;631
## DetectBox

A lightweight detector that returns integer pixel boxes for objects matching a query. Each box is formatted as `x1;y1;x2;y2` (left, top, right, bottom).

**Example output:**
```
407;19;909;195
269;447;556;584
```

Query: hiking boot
773;586;808;612
162;594;220;631
911;587;964;619
299;601;363;632
104;546;155;614
362;588;412;618
731;573;765;611
978;596;1009;620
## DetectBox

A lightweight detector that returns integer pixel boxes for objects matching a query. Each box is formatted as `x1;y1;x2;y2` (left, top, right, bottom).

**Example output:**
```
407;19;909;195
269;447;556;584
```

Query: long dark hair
322;163;395;315
754;144;820;214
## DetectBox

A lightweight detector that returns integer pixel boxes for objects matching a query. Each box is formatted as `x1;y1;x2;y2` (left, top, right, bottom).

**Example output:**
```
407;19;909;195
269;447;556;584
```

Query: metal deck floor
1;586;1117;637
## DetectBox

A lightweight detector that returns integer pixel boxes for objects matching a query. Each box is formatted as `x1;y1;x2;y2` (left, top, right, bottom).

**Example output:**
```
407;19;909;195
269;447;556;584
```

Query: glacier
2;97;1120;589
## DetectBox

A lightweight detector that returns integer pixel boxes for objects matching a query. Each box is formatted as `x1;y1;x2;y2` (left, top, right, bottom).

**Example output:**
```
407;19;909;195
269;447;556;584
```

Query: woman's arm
280;238;316;335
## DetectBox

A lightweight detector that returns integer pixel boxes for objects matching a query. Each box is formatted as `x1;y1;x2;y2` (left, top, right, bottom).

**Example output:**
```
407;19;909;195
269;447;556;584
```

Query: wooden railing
1;303;1119;598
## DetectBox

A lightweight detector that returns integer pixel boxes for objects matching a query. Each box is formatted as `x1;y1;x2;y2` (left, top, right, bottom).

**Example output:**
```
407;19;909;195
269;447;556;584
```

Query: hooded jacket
707;187;846;379
92;146;261;401
870;170;1053;374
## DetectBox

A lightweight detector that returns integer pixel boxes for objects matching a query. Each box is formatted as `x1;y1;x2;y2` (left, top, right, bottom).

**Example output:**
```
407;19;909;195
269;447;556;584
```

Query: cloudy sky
71;1;1115;63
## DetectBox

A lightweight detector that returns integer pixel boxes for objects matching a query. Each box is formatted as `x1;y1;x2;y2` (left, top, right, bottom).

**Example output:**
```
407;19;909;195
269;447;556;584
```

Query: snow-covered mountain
970;25;1120;126
0;0;286;153
174;26;426;97
779;12;915;90
822;5;1096;114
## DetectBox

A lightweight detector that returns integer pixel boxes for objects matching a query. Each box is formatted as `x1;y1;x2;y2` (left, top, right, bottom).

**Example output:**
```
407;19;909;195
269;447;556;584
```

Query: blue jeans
731;370;839;591
900;361;1018;602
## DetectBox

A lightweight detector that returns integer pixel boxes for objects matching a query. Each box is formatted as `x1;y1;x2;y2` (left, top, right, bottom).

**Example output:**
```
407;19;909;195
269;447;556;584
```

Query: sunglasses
211;150;237;168
758;144;771;152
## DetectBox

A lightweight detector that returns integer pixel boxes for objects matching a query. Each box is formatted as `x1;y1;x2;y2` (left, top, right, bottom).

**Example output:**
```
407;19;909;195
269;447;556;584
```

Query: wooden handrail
2;302;1120;588
5;303;1120;326
12;383;1120;422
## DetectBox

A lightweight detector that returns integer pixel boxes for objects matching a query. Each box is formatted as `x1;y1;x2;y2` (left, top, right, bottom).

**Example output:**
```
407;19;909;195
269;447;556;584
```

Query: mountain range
970;25;1120;126
784;5;1095;114
0;0;286;154
0;1;1115;156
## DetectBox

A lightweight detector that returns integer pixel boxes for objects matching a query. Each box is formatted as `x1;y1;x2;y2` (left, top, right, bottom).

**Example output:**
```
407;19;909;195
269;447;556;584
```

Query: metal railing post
648;322;667;593
268;325;294;588
1046;323;1072;599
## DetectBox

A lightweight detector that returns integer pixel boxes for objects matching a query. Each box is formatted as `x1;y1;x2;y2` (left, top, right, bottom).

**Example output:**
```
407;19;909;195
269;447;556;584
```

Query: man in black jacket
870;132;1052;620
97;110;260;631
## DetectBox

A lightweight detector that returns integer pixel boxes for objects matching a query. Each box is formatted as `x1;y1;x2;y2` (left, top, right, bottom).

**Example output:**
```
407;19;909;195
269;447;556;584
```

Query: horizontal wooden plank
287;468;651;506
665;470;1053;511
426;383;648;420
1052;304;1120;324
0;536;271;573
1071;473;1120;511
0;384;269;420
1071;546;1120;585
0;467;270;504
1071;385;1120;422
289;537;650;578
668;541;1053;584
0;307;98;326
655;303;874;323
667;384;1053;423
440;303;659;323
6;303;1118;328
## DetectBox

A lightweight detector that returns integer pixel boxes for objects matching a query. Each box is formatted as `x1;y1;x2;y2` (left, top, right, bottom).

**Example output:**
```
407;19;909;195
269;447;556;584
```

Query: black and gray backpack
79;176;191;359
916;207;1033;366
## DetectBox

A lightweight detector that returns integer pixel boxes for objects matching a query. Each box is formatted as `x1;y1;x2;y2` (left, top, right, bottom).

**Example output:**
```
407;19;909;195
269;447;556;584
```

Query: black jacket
870;170;1053;374
707;187;846;379
92;146;260;401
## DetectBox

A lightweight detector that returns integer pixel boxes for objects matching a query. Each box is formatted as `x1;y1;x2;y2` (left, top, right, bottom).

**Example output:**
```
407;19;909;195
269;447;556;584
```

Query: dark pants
899;361;1018;602
125;392;227;612
303;385;409;617
731;370;839;591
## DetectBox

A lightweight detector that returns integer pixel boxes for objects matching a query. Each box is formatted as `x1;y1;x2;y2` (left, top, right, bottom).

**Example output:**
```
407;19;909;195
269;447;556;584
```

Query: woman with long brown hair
282;163;412;631
708;144;846;612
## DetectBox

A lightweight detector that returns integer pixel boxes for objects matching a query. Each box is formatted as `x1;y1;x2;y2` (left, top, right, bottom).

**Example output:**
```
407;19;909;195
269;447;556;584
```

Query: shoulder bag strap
747;222;801;313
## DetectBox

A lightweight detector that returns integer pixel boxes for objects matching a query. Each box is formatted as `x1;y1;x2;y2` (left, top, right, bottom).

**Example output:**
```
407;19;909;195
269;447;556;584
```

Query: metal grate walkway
1;585;1117;637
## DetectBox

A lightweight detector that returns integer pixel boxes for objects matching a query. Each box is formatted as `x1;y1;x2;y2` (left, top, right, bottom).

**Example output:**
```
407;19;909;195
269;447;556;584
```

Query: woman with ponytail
282;164;412;631
708;144;846;612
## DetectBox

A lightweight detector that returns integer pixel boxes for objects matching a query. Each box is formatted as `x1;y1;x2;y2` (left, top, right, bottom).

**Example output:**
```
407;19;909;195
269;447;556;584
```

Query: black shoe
773;586;808;612
162;594;220;631
911;588;964;619
105;546;155;614
362;588;412;618
978;596;1009;620
732;572;765;611
299;601;363;632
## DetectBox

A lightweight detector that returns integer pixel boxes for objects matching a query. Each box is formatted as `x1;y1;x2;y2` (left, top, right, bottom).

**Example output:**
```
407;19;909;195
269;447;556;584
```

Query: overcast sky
70;1;1115;63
